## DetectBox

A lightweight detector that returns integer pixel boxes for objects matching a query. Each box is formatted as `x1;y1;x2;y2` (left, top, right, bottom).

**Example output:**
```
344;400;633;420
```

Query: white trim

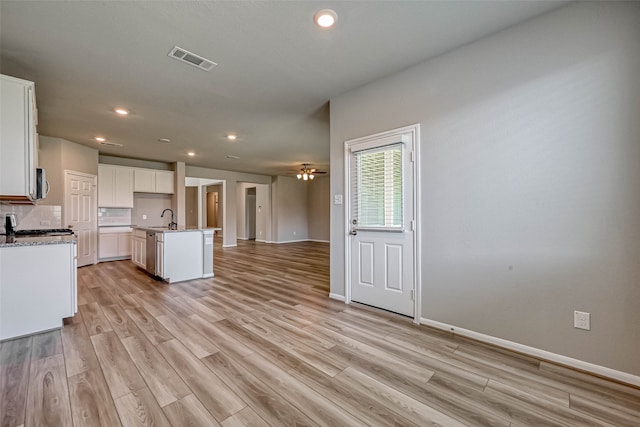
307;239;330;243
222;244;237;248
237;237;249;241
256;239;267;243
273;239;309;244
329;293;346;302
421;318;640;388
344;124;421;323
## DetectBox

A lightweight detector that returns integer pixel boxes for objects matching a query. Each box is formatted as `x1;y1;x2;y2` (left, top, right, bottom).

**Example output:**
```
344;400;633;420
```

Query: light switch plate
334;195;343;205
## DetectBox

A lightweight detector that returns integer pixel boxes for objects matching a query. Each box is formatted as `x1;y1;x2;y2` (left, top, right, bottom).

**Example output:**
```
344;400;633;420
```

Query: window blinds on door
351;143;403;230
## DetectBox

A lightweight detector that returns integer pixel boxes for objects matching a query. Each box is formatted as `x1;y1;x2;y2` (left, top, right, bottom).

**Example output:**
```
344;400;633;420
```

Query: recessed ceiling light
95;136;106;142
187;151;195;156
227;134;237;141
314;9;337;28
114;108;129;115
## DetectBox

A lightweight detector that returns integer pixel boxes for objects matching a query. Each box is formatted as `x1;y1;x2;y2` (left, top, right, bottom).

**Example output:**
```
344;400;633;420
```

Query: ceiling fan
292;163;326;181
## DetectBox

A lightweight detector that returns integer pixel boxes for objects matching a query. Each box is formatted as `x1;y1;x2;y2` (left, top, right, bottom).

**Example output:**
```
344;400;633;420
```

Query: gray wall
307;175;330;242
272;176;308;242
132;193;172;227
186;165;271;247
185;186;198;227
39;136;99;206
329;2;640;376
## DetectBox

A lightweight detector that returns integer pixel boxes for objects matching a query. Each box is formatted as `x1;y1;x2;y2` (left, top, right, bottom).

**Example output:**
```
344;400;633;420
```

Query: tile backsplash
0;204;62;233
98;207;132;226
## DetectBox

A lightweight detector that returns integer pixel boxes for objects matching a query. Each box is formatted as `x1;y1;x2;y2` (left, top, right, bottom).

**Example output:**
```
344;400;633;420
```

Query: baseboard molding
421;318;640;388
222;244;237;248
329;293;346;302
269;239;330;244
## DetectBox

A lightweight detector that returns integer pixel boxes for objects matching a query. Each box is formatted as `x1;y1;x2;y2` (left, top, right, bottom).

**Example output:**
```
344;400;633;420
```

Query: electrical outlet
574;310;591;330
293;231;297;236
142;214;147;220
40;220;51;226
334;195;343;205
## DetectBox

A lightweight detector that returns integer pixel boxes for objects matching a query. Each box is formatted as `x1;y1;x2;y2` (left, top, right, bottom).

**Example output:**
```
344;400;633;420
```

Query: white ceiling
0;1;567;176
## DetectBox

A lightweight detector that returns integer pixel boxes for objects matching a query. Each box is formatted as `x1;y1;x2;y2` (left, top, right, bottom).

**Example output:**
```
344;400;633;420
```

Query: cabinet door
119;233;132;257
155;171;175;194
99;234;119;259
134;168;155;192
156;240;164;278
1;75;36;199
132;237;146;268
114;167;133;207
98;165;115;207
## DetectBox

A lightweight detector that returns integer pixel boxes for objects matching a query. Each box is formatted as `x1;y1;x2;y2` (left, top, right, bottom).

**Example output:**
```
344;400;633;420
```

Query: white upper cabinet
134;168;174;194
98;164;133;207
0;74;38;201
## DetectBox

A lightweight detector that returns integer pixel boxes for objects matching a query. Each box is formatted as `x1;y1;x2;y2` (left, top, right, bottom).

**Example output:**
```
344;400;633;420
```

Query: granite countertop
0;234;77;248
132;225;221;233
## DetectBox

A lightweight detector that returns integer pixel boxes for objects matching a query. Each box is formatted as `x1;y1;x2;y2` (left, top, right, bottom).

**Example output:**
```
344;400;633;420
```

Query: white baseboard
273;239;309;244
222;244;237;248
329;293;346;302
421;318;640;388
237;237;248;241
307;239;330;243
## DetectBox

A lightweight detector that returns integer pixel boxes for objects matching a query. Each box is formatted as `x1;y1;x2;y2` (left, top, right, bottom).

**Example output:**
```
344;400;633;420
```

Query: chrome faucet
161;208;177;230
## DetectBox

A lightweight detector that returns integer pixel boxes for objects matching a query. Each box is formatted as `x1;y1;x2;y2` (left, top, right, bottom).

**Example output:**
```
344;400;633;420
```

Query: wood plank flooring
1;239;639;426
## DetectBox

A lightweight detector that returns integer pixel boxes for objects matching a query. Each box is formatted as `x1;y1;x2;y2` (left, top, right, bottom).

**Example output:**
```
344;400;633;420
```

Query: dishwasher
146;231;157;276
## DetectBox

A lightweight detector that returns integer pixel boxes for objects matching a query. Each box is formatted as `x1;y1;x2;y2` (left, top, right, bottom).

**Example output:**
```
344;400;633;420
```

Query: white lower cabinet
156;233;164;278
0;242;77;340
131;229;146;269
98;227;132;261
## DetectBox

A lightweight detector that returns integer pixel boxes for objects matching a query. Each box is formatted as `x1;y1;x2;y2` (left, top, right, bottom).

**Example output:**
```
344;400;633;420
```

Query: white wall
330;2;640;376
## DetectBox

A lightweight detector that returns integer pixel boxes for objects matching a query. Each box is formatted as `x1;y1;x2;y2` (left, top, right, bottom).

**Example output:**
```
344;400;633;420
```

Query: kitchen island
131;226;220;283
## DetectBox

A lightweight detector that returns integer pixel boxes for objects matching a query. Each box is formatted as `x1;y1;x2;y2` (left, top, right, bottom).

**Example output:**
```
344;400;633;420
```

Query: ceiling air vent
168;46;217;71
99;141;123;147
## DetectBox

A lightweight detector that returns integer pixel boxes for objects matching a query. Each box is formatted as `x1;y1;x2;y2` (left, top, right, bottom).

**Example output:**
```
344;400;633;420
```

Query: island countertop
0;234;77;248
132;226;221;233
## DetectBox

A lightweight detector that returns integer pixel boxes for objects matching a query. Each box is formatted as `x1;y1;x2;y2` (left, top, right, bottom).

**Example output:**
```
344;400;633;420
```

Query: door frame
343;124;421;324
64;169;98;266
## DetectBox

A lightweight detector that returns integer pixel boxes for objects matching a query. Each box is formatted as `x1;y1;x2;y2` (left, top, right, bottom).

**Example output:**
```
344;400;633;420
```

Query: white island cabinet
132;227;218;283
0;238;77;341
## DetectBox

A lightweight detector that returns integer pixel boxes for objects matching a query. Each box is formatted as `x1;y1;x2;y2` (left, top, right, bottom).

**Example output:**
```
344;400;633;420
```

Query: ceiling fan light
297;173;302;179
309;174;315;180
303;173;308;180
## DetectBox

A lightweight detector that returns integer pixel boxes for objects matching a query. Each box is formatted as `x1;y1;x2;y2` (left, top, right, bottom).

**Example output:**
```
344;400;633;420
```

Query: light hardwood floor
1;239;639;426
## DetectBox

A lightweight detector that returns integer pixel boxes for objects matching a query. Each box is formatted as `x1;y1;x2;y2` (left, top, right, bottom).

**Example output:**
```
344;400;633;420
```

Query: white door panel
65;171;97;267
347;125;418;317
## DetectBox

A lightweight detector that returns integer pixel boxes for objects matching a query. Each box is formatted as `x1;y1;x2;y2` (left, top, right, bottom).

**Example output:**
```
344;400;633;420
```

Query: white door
346;125;418;317
65;171;97;267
